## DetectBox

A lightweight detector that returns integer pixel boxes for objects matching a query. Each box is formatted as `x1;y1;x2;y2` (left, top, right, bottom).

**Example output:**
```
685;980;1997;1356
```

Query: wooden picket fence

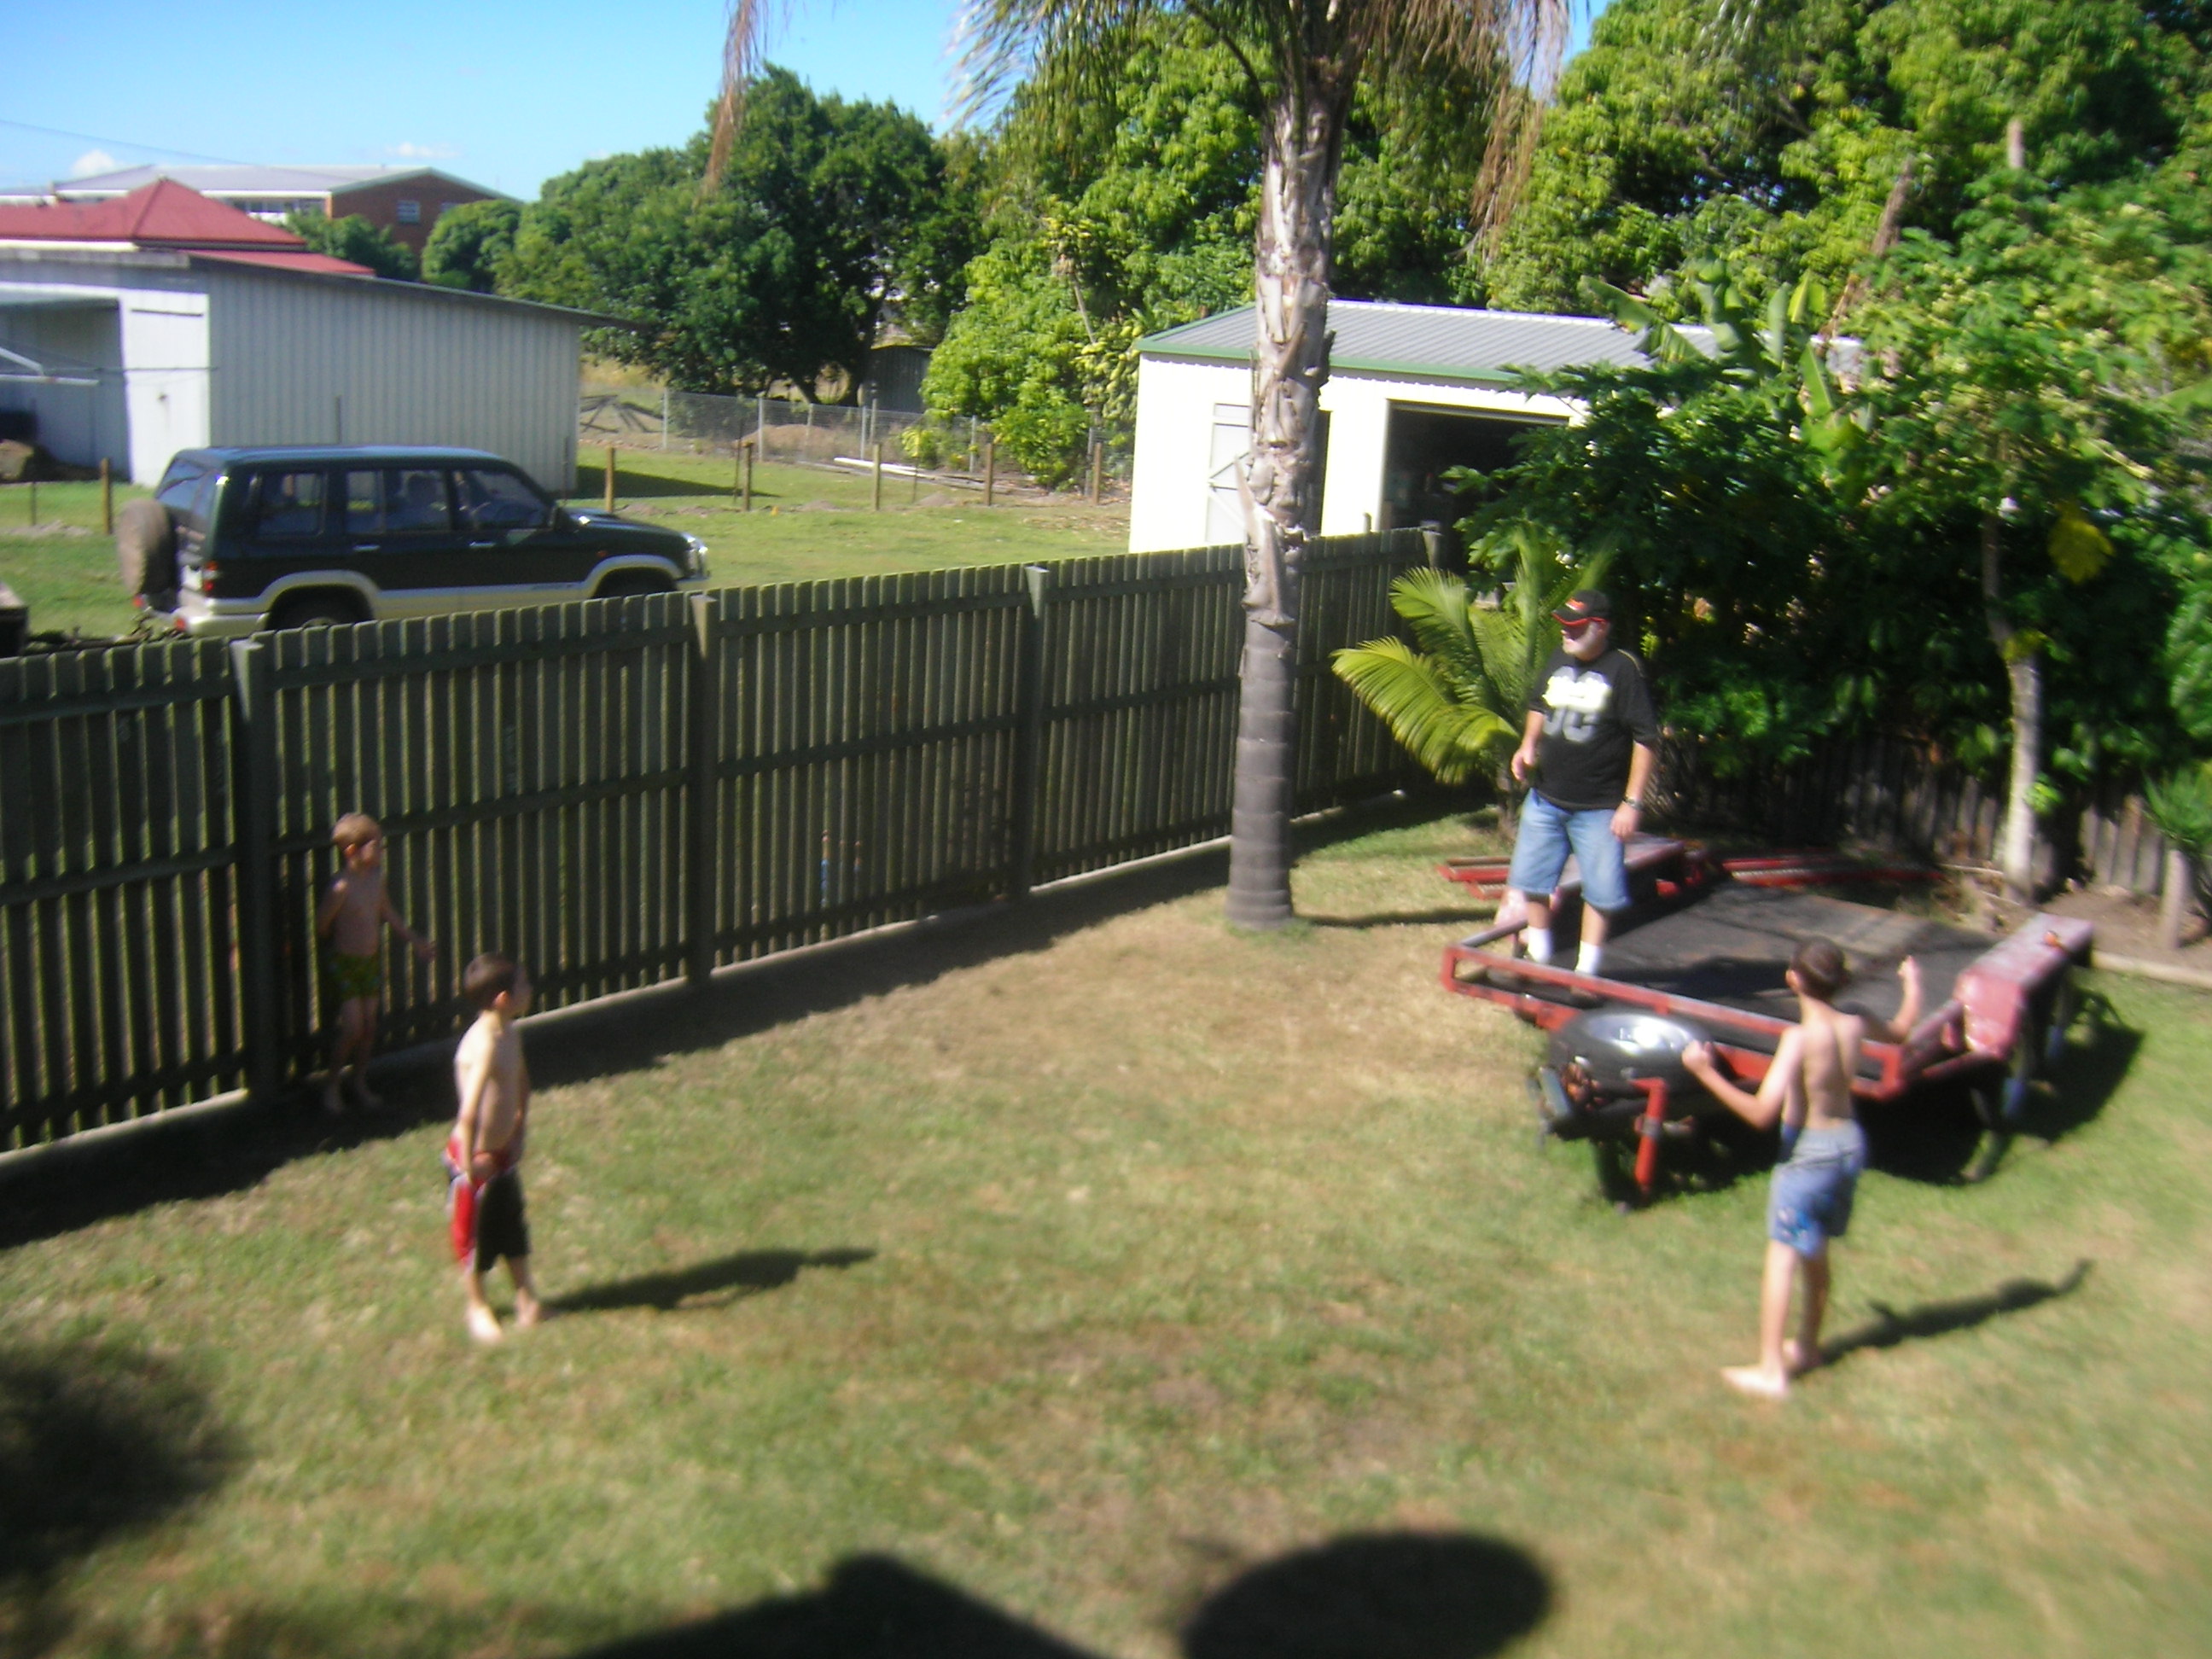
0;533;1424;1150
1655;731;2198;894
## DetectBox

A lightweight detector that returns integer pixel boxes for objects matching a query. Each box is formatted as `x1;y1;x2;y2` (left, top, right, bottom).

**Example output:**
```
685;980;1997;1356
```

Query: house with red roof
0;182;589;490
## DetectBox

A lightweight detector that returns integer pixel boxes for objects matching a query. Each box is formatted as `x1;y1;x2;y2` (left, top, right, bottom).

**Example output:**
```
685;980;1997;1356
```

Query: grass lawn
3;808;2208;1658
0;456;1127;643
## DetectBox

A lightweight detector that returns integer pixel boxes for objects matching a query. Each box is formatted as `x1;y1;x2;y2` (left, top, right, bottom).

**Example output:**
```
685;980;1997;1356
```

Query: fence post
871;441;883;511
1009;563;1051;899
229;637;281;1107
100;457;113;534
984;434;996;508
1089;438;1103;504
604;445;617;511
685;592;719;988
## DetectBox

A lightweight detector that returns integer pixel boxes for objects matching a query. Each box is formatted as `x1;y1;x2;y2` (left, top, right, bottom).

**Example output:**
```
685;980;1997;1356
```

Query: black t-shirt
1525;646;1660;812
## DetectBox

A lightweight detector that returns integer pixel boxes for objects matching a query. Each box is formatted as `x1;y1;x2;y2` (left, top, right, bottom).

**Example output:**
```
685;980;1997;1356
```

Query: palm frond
1332;637;1518;785
705;0;778;190
1387;568;1490;700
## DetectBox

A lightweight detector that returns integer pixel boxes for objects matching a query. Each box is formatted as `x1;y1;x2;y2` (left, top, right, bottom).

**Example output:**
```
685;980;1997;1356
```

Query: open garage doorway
1379;403;1563;562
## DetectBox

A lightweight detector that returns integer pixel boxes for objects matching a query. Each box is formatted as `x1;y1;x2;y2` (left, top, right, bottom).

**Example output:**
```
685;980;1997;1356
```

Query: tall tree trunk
1225;75;1349;930
1982;510;2041;899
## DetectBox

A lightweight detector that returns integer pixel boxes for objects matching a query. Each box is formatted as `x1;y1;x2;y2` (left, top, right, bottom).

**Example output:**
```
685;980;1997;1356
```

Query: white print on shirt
1541;667;1614;743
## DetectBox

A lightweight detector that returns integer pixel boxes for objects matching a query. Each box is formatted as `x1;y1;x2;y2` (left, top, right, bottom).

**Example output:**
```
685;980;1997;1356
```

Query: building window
396;200;421;224
438;201;457;218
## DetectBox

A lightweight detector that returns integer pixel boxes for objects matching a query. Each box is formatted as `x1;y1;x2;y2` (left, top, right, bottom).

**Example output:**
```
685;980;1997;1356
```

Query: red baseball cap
1554;590;1612;626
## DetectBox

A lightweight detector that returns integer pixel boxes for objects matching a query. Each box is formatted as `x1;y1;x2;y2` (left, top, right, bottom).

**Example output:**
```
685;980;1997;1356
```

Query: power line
0;118;258;171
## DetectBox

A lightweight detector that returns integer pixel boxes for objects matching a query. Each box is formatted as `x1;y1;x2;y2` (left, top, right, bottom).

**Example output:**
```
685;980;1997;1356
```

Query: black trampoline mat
1600;886;1992;1025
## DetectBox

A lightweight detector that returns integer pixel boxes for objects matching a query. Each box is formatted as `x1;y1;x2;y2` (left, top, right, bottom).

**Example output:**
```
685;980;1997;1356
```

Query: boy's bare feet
514;1293;544;1330
1721;1364;1790;1400
466;1304;503;1345
1782;1339;1822;1377
321;1075;346;1116
346;1073;384;1111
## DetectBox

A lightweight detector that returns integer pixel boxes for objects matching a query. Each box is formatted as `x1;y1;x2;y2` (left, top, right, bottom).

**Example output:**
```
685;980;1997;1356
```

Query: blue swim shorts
1767;1123;1866;1256
1506;791;1632;911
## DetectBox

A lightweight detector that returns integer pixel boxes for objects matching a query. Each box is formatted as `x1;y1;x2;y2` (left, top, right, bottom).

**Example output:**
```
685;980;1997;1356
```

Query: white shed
1128;300;1670;553
0;186;587;492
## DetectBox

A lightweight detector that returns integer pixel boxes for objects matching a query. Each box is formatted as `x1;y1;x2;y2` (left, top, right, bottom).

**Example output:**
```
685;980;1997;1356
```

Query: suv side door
451;466;598;597
341;465;469;616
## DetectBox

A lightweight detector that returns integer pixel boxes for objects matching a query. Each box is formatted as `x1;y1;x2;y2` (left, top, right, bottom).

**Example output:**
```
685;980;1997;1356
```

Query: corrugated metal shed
0;247;592;488
1141;300;1704;384
200;259;584;493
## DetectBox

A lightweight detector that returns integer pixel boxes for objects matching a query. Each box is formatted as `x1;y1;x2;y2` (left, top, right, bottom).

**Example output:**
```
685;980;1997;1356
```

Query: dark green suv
129;446;708;636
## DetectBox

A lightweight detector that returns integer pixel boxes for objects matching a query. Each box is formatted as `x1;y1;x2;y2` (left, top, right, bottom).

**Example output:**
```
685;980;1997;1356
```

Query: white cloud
68;148;119;178
385;142;459;161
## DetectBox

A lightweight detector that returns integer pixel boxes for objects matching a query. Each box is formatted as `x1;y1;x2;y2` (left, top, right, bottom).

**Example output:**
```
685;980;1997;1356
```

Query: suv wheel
269;596;364;631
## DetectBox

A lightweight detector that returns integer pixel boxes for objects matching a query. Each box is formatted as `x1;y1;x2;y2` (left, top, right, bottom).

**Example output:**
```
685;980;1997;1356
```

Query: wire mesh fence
579;387;1132;496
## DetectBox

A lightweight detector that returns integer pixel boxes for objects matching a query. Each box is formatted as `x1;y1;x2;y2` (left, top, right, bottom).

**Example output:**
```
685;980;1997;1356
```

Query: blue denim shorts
1507;791;1632;911
1767;1123;1866;1255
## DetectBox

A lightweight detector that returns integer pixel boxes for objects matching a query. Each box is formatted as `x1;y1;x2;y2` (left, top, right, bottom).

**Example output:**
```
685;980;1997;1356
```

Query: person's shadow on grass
0;1338;239;1656
550;1248;876;1316
1817;1258;2093;1371
571;1534;1551;1658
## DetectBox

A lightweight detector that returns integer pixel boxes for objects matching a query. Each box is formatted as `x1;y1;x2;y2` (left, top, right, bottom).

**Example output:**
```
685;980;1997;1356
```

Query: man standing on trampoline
1505;590;1660;977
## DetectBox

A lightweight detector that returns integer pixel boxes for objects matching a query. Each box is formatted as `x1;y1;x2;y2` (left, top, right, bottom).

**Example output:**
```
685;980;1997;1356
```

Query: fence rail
1;533;1424;1150
1655;732;2203;896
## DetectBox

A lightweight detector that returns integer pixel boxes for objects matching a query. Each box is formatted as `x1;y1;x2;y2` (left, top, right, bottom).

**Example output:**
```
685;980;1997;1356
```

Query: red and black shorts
448;1163;530;1270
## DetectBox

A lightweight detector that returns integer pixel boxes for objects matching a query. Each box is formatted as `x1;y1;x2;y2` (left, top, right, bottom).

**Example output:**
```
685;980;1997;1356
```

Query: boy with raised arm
1684;940;1923;1399
447;953;543;1344
316;813;434;1115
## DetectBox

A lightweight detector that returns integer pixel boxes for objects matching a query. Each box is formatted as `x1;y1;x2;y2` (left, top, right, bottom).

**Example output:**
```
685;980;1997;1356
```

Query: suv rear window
156;461;218;534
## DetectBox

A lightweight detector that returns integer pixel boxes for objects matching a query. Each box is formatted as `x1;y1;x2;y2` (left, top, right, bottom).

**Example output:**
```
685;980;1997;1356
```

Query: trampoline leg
1633;1080;1668;1196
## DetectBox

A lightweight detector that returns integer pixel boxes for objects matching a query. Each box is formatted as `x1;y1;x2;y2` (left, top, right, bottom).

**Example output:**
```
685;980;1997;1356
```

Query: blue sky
4;1;1608;201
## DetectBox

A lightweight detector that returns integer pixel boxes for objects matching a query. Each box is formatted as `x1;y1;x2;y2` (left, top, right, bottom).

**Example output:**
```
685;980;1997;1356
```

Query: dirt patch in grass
3;809;2209;1657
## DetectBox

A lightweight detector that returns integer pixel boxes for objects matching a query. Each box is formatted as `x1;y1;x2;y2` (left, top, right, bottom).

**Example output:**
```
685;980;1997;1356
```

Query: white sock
1525;926;1553;964
1577;941;1604;975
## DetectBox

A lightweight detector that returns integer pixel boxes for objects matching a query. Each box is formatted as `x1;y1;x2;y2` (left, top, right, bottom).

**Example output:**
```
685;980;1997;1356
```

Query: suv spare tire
116;498;178;596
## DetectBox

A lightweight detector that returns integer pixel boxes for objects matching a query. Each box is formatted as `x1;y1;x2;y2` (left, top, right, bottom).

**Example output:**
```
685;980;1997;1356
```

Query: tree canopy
921;13;1501;482
422;200;521;294
284;212;419;282
1477;0;2209;313
499;70;958;398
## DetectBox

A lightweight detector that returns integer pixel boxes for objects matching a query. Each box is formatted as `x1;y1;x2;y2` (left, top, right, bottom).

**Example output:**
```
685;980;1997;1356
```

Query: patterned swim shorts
324;950;382;1004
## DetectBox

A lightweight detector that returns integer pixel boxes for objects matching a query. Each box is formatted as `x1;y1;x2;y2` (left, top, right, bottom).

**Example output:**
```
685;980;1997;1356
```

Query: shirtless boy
1684;940;1923;1399
448;953;544;1344
316;814;435;1115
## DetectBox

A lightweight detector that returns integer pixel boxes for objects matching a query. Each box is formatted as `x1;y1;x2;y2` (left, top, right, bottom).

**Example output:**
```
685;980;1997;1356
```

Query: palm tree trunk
1982;510;2041;900
1225;73;1349;930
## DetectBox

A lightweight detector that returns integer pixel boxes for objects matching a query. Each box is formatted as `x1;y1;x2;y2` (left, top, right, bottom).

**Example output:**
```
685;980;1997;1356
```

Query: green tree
504;71;949;397
283;212;418;281
422;199;521;293
1852;151;2212;894
920;15;1499;483
1479;0;2205;314
715;4;1557;926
